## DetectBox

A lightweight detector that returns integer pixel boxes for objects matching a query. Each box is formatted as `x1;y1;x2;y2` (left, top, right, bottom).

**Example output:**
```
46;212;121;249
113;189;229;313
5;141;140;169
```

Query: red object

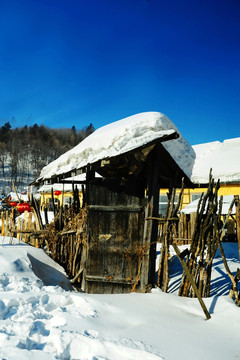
17;203;32;213
10;202;18;207
54;190;62;196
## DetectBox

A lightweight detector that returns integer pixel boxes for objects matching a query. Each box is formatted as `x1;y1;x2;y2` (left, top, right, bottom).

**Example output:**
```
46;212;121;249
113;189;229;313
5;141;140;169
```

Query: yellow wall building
159;184;240;216
38;183;83;210
158;137;240;216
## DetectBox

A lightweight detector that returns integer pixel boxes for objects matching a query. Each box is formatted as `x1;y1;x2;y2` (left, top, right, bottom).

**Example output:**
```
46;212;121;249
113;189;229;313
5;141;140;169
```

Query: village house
159;137;240;215
37;176;84;210
34;112;195;293
33;112;240;293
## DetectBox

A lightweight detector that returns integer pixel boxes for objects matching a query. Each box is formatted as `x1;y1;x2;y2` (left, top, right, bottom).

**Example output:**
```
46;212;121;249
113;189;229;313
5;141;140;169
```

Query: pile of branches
178;171;239;305
178;174;220;298
156;171;240;308
44;205;88;284
157;180;184;292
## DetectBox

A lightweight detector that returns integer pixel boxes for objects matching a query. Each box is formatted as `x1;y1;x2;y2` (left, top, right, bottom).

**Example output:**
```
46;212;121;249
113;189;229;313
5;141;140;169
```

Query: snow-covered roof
38;173;103;193
38;183;75;193
7;192;29;202
37;112;195;182
182;194;236;215
191;138;240;184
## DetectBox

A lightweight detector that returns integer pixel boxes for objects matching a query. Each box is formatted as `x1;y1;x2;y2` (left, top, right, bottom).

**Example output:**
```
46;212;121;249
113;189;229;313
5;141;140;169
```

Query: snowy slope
38;112;195;182
0;237;239;360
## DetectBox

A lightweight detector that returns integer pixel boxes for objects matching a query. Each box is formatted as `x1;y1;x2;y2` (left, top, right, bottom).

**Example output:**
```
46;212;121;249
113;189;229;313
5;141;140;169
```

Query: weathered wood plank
85;275;135;284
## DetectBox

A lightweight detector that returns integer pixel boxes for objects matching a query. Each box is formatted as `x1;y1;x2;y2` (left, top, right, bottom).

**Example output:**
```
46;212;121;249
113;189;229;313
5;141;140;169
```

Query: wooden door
85;181;149;294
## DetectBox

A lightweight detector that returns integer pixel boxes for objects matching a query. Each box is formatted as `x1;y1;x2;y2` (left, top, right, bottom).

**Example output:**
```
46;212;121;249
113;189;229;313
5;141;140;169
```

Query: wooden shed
35;112;195;293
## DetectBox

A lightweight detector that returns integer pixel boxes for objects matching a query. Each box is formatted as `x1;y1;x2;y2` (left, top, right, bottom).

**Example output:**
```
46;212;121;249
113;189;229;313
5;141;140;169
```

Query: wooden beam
145;216;179;222
85;275;135;285
88;205;143;212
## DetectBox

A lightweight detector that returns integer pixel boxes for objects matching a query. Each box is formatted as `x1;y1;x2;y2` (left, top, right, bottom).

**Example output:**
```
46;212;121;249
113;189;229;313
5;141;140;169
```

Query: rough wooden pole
234;195;240;260
172;242;211;320
51;187;56;216
12;180;21;203
146;147;160;287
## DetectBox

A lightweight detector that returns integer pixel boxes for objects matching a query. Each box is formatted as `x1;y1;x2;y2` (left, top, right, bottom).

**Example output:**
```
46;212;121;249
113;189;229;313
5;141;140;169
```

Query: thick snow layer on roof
191;138;240;183
38;112;195;181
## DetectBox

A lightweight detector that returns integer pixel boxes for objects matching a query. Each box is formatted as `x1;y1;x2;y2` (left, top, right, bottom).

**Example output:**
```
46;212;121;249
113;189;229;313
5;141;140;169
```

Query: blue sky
0;0;239;145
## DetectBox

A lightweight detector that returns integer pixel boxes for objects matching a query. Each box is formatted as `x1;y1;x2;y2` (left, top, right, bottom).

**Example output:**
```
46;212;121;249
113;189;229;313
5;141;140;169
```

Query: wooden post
1;212;5;236
81;184;85;208
31;195;43;230
16;218;21;242
6;211;9;236
172;242;211;320
12;180;21;203
51;187;56;216
61;183;64;210
42;191;45;211
44;206;49;225
27;212;33;232
179;212;184;240
146;147;160;287
183;214;188;239
23;211;28;242
234;195;240;260
190;212;197;239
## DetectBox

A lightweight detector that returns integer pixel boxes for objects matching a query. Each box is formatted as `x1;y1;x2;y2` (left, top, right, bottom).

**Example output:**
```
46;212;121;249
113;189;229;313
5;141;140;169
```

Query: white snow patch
0;237;239;359
192;137;240;183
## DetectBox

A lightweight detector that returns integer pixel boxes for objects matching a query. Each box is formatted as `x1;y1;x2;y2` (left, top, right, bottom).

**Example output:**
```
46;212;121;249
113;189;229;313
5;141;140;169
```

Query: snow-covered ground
0;237;239;360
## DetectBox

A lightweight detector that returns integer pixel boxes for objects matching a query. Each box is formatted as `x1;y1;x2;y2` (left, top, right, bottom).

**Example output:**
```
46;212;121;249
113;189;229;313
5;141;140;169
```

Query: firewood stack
178;172;220;298
44;205;88;285
178;171;239;305
157;180;184;292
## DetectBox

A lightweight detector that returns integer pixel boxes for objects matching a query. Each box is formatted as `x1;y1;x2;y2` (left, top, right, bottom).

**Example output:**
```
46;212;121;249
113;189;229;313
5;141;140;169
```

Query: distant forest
0;121;95;194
